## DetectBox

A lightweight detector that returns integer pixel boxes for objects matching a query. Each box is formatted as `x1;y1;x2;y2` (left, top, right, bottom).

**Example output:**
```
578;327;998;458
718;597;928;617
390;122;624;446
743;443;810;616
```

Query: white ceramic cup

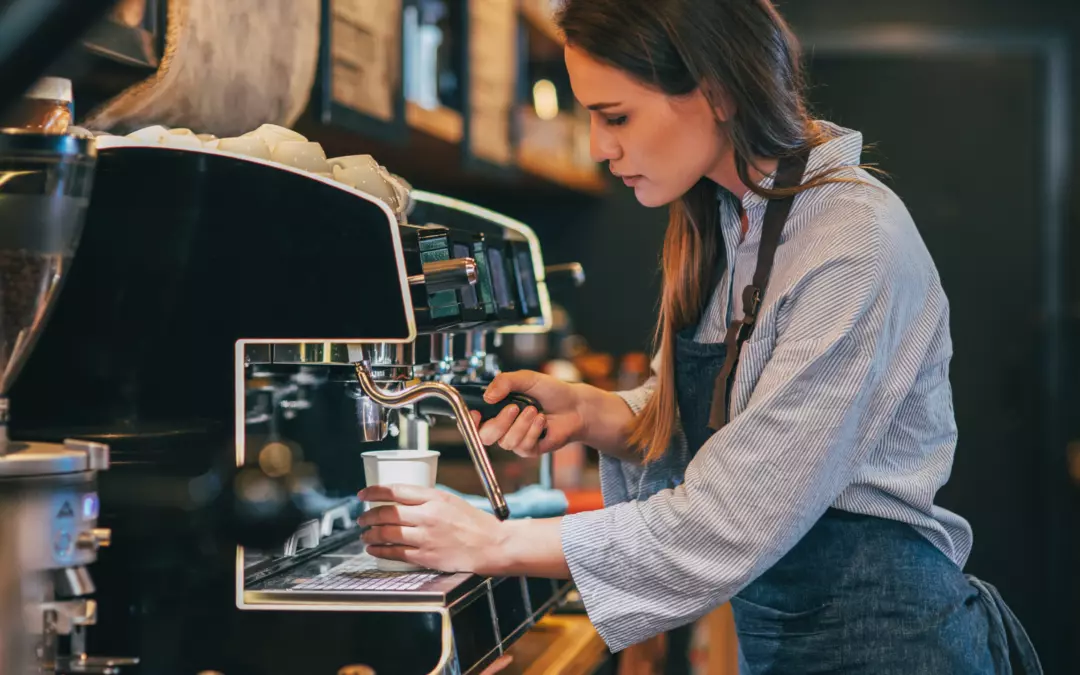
217;136;272;160
328;155;402;212
242;123;307;152
361;449;440;572
271;140;330;174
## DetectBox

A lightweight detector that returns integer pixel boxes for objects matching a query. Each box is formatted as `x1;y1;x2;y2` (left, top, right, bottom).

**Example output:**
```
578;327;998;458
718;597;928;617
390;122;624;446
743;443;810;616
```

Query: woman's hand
475;370;644;462
358;485;571;579
358;484;508;575
472;370;586;457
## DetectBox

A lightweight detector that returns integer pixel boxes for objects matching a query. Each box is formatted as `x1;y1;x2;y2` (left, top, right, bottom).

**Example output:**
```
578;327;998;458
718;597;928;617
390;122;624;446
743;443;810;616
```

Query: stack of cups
361;450;440;572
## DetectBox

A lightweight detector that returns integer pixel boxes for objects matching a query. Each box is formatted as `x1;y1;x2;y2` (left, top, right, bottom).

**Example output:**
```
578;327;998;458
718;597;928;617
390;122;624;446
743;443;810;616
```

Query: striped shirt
559;122;973;653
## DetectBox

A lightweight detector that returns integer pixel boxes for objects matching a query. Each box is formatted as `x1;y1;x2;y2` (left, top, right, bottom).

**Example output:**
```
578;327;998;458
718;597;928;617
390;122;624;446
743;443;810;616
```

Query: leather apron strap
707;150;812;431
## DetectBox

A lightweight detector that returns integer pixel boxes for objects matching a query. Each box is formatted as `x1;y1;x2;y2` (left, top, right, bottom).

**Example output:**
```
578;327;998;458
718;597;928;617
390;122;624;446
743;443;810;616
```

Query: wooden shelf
519;1;563;46
405;101;464;144
517;146;607;194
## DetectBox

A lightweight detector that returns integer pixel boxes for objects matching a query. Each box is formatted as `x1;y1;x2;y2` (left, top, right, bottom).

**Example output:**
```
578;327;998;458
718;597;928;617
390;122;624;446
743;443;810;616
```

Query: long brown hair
556;0;857;461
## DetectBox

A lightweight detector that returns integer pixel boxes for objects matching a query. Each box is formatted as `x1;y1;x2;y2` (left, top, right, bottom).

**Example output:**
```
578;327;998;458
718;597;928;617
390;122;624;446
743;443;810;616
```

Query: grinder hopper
0;133;96;449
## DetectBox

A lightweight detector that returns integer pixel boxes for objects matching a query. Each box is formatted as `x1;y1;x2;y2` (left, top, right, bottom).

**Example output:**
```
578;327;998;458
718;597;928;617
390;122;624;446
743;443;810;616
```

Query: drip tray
293;559;442;592
243;539;484;607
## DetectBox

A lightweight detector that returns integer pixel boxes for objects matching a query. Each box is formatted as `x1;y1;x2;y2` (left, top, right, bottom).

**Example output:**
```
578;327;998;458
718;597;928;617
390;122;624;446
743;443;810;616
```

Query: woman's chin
631;184;677;208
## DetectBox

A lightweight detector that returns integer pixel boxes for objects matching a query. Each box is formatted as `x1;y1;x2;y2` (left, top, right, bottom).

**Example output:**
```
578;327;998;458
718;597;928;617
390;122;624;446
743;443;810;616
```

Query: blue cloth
671;324;1042;674
437;483;568;519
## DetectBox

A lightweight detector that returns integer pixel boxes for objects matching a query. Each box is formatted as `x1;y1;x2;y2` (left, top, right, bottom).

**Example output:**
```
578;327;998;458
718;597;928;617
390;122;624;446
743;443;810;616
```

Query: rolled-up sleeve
562;243;906;652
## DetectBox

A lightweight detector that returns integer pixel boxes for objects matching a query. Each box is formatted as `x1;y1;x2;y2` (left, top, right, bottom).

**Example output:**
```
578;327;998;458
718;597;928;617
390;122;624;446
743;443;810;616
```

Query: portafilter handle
354;362;510;520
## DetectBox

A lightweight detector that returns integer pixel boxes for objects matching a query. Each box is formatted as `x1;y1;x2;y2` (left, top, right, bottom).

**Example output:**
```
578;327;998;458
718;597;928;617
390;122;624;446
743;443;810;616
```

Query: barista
358;1;1042;672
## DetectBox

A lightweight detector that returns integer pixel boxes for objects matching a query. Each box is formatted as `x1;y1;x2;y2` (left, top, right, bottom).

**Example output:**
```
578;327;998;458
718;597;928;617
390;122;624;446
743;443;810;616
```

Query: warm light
258;441;293;477
532;79;559;121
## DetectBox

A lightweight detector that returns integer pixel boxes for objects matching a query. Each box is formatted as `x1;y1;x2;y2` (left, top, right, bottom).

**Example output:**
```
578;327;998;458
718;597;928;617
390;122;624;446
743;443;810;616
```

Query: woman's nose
590;123;620;163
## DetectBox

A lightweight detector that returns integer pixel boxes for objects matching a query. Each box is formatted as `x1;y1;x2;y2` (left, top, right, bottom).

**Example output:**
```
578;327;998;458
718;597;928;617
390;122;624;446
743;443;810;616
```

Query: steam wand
353;361;510;520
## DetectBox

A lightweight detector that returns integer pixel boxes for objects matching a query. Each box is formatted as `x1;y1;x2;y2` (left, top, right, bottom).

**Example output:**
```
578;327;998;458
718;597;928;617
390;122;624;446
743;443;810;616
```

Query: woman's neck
706;148;778;200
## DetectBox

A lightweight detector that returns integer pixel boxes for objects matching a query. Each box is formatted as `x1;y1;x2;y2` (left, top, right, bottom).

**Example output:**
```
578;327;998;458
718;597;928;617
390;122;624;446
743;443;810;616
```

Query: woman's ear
703;82;737;123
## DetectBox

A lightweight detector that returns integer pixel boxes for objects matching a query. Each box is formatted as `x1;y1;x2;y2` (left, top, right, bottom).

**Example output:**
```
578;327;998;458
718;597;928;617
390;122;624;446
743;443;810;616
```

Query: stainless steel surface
0;443;88;476
544;262;586;287
0;438;110;477
244;343;272;365
65;439;109;471
270;342;352;365
3;463;100;572
354;394;389;442
0;436;114;672
292;558;444;592
53;566;95;598
431;334;454;379
407;258;478;293
58;654;140;674
75;528;110;552
355;362;509;520
350;342;418;368
244;539;478;605
281;519;321;557
539;455;553;490
35;598;97;634
320;504;354;538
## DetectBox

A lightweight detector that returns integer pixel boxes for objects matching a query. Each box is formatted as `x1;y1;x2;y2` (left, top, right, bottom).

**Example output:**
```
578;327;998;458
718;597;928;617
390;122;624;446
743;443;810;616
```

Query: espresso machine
6;140;582;674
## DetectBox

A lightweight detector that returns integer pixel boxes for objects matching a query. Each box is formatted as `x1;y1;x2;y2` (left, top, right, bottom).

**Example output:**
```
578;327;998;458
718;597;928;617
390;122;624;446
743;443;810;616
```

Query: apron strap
708;149;812;431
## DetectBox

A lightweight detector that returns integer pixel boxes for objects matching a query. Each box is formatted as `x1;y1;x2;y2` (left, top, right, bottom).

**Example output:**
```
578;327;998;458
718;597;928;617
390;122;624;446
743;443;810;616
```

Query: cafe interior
0;0;1077;673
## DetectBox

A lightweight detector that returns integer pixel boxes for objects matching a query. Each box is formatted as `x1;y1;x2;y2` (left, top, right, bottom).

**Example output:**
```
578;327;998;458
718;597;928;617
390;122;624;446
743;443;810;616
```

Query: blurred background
9;0;1079;672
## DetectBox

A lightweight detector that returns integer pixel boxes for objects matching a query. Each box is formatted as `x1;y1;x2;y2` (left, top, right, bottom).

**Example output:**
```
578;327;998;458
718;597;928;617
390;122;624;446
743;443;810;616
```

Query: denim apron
671;153;1043;674
674;328;1041;674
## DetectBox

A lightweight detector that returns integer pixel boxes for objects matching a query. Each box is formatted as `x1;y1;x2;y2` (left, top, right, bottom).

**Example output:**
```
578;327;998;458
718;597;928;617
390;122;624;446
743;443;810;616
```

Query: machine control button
76;528;111;551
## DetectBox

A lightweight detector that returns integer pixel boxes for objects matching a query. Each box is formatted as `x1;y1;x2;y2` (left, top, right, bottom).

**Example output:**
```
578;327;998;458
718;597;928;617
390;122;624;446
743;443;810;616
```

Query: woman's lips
621;175;642;187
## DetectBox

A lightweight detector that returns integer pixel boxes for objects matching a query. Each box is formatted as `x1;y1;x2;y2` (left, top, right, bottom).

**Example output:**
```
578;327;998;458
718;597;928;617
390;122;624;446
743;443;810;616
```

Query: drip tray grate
292;558;444;592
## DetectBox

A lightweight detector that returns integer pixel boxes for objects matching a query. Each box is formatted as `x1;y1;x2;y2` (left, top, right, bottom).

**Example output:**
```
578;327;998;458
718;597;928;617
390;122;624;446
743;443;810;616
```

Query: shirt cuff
561;507;645;653
614;386;652;416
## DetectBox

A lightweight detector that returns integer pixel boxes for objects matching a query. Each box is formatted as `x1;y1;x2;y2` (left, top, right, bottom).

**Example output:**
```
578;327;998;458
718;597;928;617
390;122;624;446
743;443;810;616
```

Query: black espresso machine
6;143;583;675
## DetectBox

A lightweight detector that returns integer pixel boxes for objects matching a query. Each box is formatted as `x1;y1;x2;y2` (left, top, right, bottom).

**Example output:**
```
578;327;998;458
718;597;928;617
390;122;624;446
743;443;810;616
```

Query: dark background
457;1;1080;671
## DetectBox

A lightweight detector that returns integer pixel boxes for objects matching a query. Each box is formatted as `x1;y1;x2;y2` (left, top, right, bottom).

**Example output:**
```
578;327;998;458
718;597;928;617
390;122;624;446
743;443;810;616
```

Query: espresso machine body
8;146;574;674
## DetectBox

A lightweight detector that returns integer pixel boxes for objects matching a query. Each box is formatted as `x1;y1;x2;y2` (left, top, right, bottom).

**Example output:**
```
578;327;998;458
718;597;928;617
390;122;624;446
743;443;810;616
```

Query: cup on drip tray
361;449;440;572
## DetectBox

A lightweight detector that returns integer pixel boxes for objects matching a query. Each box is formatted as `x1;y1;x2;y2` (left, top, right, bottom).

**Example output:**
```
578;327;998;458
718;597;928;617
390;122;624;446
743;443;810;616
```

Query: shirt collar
717;121;864;239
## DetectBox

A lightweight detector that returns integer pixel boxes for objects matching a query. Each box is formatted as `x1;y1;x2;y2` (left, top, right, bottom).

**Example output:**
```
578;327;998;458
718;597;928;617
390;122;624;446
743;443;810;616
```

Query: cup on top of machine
361;449;440;572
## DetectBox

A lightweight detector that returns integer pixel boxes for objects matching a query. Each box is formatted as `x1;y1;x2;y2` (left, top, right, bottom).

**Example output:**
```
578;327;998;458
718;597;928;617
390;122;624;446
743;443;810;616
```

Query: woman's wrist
572;384;640;462
489;517;570;579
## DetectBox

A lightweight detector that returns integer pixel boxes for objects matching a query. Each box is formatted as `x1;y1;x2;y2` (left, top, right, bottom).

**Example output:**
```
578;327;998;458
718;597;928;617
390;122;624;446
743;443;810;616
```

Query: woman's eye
605;115;628;127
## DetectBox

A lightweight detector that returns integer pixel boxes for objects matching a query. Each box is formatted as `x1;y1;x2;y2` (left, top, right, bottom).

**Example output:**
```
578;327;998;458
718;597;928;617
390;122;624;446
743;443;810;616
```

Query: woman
358;0;1041;672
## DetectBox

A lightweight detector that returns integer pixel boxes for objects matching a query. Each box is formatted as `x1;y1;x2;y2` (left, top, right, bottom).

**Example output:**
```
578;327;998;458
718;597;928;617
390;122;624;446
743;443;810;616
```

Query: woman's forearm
494;517;571;579
573;383;643;462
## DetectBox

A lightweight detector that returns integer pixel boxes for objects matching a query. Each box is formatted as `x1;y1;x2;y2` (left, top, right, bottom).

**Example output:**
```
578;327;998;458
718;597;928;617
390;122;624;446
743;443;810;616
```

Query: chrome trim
235;342;247;467
544;262;586;287
320;504;354;537
64;439;109;471
409;258;479;292
243;343;272;365
281;520;321;557
270;343;353;364
485;579;502;651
